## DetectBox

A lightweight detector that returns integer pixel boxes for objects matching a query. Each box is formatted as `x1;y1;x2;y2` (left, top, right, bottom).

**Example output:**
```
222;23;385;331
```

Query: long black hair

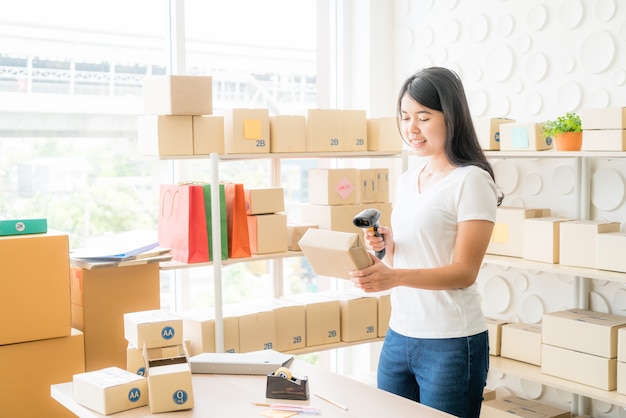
397;67;503;205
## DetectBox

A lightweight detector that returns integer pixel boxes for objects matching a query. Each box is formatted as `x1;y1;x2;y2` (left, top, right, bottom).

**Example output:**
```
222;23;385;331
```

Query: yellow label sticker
243;119;262;140
491;223;509;243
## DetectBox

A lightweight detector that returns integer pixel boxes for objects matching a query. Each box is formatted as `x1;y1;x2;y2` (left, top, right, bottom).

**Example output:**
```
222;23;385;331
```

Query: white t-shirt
388;162;498;339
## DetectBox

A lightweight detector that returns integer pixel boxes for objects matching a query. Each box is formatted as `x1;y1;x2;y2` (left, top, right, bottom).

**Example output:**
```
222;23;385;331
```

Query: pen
314;393;348;411
253;402;322;415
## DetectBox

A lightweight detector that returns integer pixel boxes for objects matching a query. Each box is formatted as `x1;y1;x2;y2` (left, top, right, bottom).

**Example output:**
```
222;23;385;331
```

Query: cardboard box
224;304;276;353
299;203;363;234
71;263;161;371
483;388;496;402
619;327;626;362
298;228;373;279
500;322;542;366
356;168;389;203
281;293;341;347
486;318;509;356
244;187;285;215
618;361;626;395
142;75;213;115
559;220;620;269
542;309;626;358
286;223;318;251
523;217;573;263
308;168;358;205
0;232;71;345
582;129;626;151
580;107;626;129
178;309;240;354
597;231;626;273
336;292;378;342
127;344;185;376
342;109;368;152
306;109;343;152
481;395;571;418
252;299;306;352
144;346;194;413
137;115;194;157
542;343;616;390
192;115;224;155
374;292;391;337
247;213;288;254
473;117;516;150
0;329;85;418
124;309;183;349
486;207;551;257
270;115;307;153
366;117;403;152
222;108;270;154
73;367;148;415
0;218;47;236
499;122;553;151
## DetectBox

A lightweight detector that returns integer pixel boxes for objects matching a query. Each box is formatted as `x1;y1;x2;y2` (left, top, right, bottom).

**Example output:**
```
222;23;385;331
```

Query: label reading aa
161;325;175;340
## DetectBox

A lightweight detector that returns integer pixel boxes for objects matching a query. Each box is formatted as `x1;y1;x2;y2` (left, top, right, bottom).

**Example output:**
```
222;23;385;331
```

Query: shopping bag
202;184;229;261
158;183;209;263
223;182;251;258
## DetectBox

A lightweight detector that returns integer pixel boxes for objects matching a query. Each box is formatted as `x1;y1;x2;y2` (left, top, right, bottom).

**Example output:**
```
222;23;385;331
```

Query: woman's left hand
349;253;397;292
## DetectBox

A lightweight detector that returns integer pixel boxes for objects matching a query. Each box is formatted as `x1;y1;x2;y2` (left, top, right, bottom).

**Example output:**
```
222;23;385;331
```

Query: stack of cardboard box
581;107;626;151
244;187;288;254
0;232;85;417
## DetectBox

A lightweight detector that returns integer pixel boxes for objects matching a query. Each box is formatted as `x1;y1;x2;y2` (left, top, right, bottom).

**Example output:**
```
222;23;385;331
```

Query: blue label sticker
137;367;146;376
495;131;500;143
128;387;141;403
511;127;530;148
546;136;553;146
173;389;188;405
161;325;175;340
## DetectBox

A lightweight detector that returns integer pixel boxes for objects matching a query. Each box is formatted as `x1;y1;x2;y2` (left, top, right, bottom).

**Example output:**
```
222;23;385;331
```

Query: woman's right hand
363;225;393;259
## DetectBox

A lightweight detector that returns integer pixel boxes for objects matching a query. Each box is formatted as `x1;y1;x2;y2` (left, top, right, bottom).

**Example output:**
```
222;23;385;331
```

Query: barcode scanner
352;208;386;259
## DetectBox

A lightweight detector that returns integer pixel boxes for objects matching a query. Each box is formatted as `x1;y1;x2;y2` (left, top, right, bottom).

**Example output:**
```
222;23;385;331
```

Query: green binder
0;218;48;236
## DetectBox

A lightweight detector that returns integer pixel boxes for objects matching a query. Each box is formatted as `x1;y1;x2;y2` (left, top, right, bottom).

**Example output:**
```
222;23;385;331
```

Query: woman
349;67;501;418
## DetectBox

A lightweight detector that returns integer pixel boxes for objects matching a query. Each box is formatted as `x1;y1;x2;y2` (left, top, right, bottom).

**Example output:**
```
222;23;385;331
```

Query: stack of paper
70;241;171;269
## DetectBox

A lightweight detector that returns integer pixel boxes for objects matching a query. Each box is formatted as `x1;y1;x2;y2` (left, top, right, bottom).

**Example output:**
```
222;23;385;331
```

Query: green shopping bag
202;184;229;260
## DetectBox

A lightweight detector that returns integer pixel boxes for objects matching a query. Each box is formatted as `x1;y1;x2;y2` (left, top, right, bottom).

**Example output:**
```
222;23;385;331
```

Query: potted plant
543;112;583;151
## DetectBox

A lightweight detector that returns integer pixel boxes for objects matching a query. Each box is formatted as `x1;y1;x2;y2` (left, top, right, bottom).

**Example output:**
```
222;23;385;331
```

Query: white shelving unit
161;150;402;353
483;149;626;415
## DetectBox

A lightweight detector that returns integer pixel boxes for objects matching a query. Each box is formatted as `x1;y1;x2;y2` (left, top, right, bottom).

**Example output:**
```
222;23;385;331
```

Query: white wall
343;1;626;416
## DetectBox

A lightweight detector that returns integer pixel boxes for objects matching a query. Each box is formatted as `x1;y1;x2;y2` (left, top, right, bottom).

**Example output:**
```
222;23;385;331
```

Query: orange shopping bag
223;183;251;258
158;183;209;263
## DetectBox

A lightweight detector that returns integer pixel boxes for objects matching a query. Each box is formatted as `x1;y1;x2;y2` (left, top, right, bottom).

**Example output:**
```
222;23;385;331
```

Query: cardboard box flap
298;228;373;279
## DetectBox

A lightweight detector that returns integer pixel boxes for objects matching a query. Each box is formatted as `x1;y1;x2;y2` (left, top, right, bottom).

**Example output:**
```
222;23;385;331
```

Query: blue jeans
377;328;489;418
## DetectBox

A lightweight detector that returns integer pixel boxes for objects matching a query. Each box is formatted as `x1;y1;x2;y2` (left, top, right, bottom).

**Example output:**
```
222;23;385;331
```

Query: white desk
52;360;453;417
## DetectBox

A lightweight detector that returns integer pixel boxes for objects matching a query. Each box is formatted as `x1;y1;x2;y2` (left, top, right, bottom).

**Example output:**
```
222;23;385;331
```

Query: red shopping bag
223;183;251;258
158;183;209;263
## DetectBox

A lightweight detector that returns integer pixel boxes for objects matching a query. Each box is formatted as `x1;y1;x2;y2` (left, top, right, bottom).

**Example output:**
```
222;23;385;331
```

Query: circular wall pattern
521;294;544;323
525;52;549;81
417;26;434;47
394;0;411;17
595;0;616;21
493;95;511;116
591;167;625;211
511;79;523;94
524;91;543;115
396;26;415;54
513;273;528;292
497;14;515;37
493;159;520;194
525;172;543;195
612;288;626;312
469;14;490;42
556;80;582;111
580;30;616;74
483;276;512;313
520;380;543;400
444;19;462;43
486;44;514;81
613;69;626;86
558;0;584;29
470;66;483;81
590;291;610;313
527;4;548;31
468;89;489;116
588;88;610;108
552;165;576;195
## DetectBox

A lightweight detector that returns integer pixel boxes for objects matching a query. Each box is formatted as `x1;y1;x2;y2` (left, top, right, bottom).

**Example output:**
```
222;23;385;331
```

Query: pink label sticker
335;177;354;200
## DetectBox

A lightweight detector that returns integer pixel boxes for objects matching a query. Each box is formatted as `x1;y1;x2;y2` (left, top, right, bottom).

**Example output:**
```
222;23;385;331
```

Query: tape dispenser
265;366;310;400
